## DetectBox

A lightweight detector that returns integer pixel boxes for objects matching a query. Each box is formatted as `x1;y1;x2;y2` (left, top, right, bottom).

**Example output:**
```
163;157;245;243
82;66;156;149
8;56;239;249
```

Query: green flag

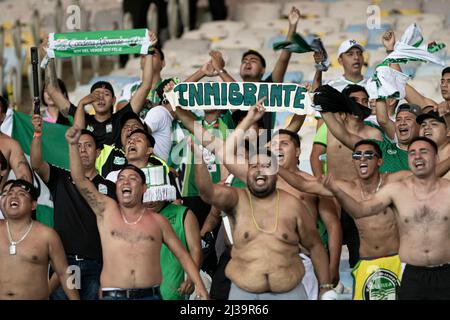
12;111;71;227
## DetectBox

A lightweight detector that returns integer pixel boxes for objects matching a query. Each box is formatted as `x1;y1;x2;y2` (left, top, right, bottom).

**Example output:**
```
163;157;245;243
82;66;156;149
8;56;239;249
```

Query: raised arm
221;100;266;181
323;174;394;219
66;125;110;218
193;139;239;213
271;7;300;83
321;112;363;149
278;166;333;197
158;215;208;299
8;139;32;183
129;34;156;113
30;114;50;183
40;36;71;117
375;99;396;139
210;51;236;82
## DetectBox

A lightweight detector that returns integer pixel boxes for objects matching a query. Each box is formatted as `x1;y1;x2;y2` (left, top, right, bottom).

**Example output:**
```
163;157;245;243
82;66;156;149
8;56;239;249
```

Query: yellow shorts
351;254;403;300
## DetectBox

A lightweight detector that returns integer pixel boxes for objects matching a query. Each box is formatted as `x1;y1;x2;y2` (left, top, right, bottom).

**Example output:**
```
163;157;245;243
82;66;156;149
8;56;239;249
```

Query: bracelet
218;69;226;74
319;283;334;289
33;132;42;138
386;49;394;53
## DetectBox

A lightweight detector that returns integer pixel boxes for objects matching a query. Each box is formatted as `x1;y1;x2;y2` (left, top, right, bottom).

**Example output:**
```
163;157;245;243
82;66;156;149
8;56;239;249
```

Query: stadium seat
281;1;328;19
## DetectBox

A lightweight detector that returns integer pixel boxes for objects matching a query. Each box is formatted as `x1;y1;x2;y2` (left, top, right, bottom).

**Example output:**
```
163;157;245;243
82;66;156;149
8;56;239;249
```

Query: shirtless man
280;140;407;299
323;137;450;300
220;104;342;286
0;96;32;183
193;138;334;300
0;180;79;300
66;125;208;300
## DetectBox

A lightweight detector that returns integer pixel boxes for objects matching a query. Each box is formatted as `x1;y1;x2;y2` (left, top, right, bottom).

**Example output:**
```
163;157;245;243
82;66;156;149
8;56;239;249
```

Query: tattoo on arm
80;187;105;215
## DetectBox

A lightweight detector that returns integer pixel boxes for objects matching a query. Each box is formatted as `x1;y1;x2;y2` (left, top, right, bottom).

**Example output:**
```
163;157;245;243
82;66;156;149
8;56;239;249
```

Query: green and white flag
3;111;71;227
47;29;153;58
165;82;314;115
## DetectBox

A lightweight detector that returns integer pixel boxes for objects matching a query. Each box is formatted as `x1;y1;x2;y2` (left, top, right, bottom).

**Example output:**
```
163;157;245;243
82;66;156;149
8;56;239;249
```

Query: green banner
48;29;152;58
165;82;313;115
12;111;70;170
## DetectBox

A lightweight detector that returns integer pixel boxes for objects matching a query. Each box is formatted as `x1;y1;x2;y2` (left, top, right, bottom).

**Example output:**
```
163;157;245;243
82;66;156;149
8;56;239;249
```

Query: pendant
9;244;16;255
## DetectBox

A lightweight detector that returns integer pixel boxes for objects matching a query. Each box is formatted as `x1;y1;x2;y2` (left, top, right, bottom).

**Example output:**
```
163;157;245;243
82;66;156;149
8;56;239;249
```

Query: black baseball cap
242;50;266;68
416;110;446;125
396;103;422;117
4;179;39;201
90;81;115;97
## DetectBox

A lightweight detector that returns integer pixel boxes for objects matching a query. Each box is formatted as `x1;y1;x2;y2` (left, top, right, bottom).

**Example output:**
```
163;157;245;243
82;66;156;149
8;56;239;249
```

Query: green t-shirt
160;203;189;300
371;138;409;173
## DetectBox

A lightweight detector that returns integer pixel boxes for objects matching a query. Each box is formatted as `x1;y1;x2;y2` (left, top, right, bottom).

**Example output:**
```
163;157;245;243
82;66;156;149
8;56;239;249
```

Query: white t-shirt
144;106;174;162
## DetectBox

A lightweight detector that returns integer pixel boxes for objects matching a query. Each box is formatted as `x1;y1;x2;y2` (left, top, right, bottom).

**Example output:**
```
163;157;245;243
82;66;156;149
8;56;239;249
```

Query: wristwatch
319;283;335;289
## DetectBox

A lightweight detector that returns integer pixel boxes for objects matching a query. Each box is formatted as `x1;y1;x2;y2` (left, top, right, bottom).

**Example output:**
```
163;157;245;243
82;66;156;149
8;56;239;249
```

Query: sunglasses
352;151;379;160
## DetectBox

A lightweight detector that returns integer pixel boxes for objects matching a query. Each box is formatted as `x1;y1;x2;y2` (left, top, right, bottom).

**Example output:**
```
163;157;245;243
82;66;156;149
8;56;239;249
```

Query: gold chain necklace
360;175;383;200
247;189;279;234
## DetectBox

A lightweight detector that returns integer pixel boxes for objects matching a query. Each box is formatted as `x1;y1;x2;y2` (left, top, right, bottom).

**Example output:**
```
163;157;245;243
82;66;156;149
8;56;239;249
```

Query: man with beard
193;138;335;299
0;180;79;300
323;137;450;300
67;125;208;300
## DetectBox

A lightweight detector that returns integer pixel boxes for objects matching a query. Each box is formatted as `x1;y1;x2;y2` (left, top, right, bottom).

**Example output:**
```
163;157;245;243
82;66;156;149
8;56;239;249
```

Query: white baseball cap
338;39;365;56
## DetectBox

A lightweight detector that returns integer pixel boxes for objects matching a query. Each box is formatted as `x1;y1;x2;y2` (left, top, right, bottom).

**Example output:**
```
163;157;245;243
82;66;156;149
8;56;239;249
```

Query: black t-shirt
47;166;117;262
69;103;133;146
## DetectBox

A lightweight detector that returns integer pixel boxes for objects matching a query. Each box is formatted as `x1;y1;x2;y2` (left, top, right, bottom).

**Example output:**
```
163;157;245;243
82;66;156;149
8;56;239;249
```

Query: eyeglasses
352;151;379;160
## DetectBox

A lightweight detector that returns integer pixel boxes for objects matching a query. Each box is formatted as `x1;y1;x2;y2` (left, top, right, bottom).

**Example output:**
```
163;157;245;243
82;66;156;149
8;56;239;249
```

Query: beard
247;178;277;198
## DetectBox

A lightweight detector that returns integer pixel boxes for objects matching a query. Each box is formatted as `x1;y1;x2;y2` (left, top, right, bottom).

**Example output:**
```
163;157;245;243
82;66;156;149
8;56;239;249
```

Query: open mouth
255;175;267;186
423;131;433;138
414;160;425;169
359;163;368;174
127;146;137;153
352;63;361;68
10;200;19;208
122;187;132;196
398;128;409;136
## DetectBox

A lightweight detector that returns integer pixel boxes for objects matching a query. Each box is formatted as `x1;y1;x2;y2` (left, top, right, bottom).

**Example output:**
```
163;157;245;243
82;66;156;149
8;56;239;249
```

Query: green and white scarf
47;29;154;58
367;23;446;100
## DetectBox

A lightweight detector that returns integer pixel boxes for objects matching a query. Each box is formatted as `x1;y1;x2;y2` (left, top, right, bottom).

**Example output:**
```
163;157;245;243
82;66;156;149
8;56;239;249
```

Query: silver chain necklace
6;220;33;255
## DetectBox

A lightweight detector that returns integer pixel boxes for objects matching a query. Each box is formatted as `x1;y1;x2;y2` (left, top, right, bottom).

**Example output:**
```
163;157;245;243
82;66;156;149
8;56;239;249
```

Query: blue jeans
101;288;162;300
50;256;102;300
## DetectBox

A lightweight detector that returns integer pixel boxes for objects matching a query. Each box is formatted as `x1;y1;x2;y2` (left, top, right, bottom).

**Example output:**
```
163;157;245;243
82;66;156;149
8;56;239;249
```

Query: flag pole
30;47;40;114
